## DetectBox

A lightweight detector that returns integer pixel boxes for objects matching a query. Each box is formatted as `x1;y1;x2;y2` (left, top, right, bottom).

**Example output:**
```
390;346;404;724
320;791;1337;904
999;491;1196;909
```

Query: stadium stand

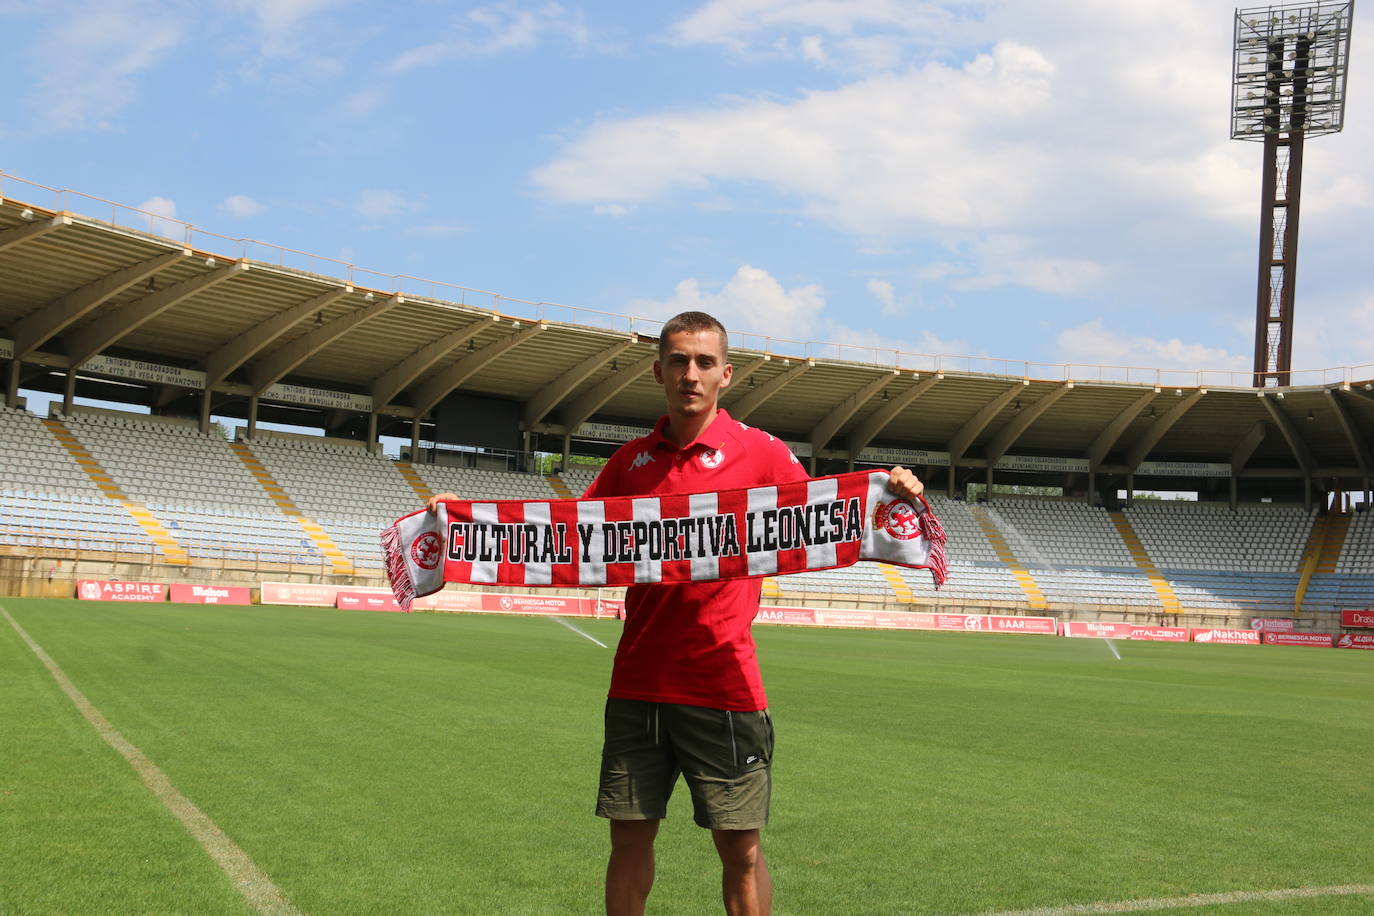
1125;500;1315;612
5;401;1373;617
242;435;420;570
55;411;322;566
0;405;150;552
411;463;560;501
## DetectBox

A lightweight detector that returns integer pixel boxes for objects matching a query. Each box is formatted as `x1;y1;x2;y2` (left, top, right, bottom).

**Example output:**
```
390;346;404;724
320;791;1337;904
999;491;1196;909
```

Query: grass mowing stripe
0;605;300;916
548;614;610;647
968;882;1374;915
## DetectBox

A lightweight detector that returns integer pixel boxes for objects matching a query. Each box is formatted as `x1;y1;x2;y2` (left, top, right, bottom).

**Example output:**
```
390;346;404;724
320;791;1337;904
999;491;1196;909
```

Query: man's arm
886;466;925;501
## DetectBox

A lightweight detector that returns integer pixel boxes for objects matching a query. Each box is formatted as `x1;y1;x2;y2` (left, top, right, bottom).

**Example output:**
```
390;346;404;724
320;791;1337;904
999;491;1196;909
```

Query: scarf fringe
380;523;416;612
919;502;948;588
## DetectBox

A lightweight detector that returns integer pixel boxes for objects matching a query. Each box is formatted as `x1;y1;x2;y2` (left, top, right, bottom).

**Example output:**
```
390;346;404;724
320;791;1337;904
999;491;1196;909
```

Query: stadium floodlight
1232;1;1355;388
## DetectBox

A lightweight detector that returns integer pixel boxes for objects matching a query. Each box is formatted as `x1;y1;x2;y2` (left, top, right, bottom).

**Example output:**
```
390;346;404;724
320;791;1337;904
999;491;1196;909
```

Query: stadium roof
2;177;1372;492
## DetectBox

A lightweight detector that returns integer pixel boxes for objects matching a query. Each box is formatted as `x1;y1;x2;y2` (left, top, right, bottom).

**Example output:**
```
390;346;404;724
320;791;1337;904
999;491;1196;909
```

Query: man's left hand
887;466;925;501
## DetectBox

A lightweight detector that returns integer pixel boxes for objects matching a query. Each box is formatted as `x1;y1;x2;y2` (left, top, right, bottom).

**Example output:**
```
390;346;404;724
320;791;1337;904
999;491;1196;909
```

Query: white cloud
27;0;183;130
221;194;265;217
594;203;634;217
534;42;1057;236
629;265;976;362
867;279;897;314
948;236;1105;295
136;196;184;240
355;189;426;219
671;0;978;70
339;88;385;119
389;1;589;73
234;0;349;58
1292;292;1374;373
631;264;827;341
1056;319;1250;374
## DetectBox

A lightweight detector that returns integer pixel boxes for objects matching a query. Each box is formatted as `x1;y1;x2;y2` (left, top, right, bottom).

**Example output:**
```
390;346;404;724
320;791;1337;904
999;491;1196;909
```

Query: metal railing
3;169;1372;389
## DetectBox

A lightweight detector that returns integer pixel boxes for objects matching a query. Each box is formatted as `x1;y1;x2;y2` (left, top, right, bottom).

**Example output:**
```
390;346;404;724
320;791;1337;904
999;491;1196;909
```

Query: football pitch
2;598;1371;915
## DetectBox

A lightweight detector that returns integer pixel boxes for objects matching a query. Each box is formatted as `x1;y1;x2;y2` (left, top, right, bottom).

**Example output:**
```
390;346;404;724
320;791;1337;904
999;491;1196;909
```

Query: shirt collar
649;408;734;453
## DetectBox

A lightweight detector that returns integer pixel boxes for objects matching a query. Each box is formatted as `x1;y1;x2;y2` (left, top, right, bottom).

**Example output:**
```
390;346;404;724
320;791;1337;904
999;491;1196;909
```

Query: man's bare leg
712;828;772;916
606;819;660;916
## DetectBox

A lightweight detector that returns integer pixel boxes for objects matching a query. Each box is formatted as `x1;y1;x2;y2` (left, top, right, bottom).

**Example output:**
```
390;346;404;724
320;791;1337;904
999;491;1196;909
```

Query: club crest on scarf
874;499;923;540
410;531;443;569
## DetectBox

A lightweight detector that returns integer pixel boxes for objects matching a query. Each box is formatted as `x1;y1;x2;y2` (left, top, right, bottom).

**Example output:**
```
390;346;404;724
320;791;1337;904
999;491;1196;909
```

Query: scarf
381;469;946;611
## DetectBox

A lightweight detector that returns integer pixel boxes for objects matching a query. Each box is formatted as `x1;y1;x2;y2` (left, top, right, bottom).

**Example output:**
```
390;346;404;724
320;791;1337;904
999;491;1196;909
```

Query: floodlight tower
1231;1;1354;387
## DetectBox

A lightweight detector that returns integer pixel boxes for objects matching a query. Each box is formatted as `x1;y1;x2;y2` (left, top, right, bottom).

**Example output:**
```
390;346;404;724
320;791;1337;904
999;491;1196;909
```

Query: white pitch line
546;614;608;647
1;605;301;916
965;883;1374;916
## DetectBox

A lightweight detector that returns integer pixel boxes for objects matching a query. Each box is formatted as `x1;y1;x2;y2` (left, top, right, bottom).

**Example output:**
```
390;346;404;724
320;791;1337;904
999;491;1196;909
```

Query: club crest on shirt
699;448;724;469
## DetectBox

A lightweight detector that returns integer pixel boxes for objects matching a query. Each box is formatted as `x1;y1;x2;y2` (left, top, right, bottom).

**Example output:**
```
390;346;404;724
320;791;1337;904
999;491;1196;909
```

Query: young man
430;311;923;915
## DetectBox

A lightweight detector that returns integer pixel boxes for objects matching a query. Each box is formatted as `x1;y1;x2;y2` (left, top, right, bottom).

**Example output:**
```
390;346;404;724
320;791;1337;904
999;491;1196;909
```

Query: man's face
654;329;732;419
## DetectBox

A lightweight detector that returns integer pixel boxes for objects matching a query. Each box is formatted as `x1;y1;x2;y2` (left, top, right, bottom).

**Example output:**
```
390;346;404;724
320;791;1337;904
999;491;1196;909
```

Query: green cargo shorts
596;698;775;830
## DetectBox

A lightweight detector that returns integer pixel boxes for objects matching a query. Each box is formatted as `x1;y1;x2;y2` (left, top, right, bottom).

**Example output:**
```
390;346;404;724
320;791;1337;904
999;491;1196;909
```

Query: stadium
2;5;1373;909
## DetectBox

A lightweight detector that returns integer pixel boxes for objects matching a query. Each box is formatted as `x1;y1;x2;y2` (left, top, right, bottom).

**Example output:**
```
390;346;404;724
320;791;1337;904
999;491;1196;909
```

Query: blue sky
2;0;1371;378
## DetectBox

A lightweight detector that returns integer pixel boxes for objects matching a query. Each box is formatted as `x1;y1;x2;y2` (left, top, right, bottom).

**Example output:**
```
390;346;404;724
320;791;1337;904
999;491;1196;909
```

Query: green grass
2;598;1371;915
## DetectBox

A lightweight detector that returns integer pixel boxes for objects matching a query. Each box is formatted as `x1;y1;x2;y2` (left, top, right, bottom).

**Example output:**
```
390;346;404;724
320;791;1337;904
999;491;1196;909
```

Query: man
431;311;923;914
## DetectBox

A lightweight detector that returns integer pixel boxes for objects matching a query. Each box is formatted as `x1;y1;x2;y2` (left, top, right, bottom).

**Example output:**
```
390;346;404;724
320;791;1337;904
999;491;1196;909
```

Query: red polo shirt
583;409;808;711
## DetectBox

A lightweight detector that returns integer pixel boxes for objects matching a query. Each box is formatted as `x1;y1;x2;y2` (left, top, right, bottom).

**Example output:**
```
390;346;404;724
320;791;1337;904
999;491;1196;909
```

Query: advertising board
1062;621;1135;639
76;580;166;602
1262;632;1333;648
169;584;251;605
1341;610;1374;628
336;591;405;612
1190;628;1260;645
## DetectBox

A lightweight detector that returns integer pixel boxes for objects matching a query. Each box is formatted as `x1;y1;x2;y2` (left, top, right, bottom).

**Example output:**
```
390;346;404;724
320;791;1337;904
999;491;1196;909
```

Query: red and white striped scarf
382;470;946;611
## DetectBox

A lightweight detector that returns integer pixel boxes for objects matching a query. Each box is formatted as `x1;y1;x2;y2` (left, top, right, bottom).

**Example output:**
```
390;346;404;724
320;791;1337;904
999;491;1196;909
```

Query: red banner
594;598;626;619
480;593;592;616
337;591;406;612
259;582;390;606
1336;633;1374;650
1191;627;1260;645
169;584;251;605
77;580;166;602
1250;617;1296;631
413;590;485;612
1063;621;1135;639
1262;632;1334;648
986;615;1059;635
755;606;818;626
1341;609;1374;628
1129;626;1189;642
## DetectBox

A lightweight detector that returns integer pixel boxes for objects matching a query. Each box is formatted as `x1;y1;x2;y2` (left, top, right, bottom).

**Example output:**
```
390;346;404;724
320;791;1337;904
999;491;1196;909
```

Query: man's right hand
427;492;457;513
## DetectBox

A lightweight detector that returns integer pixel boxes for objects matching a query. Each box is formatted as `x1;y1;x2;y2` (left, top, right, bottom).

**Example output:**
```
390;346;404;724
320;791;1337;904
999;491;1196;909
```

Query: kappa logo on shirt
699;448;724;469
630;450;655;469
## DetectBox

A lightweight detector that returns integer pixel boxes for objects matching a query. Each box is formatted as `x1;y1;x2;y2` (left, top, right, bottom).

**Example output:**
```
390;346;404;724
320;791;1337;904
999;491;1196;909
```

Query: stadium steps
1107;510;1182;613
761;577;782;598
876;563;914;603
545;475;575;499
971;508;1048;609
42;418;190;566
229;442;353;575
393;460;433;502
1294;512;1350;611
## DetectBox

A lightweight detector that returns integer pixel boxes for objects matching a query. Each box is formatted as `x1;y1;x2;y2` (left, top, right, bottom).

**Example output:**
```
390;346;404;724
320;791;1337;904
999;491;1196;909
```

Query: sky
2;0;1372;380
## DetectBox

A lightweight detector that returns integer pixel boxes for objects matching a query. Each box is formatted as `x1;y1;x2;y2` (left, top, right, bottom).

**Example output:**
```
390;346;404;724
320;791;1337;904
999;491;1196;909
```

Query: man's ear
652;359;664;385
720;362;732;389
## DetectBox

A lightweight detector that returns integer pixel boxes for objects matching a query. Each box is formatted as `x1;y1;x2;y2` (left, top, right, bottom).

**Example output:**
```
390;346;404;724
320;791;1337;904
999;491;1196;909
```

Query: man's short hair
658;311;729;360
